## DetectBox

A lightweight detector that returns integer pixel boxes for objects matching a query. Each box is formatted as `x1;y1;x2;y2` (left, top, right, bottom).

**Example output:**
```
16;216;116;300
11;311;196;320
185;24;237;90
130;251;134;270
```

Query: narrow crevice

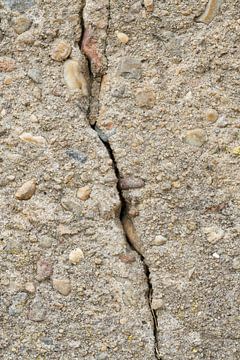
79;2;160;359
92;128;161;360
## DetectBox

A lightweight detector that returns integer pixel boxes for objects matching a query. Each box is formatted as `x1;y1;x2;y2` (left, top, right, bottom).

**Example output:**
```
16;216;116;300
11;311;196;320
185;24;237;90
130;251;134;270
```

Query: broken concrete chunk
118;57;142;80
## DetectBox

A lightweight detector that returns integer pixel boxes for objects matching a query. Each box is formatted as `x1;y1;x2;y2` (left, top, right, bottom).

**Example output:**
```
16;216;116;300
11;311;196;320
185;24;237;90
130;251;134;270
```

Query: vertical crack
79;1;160;359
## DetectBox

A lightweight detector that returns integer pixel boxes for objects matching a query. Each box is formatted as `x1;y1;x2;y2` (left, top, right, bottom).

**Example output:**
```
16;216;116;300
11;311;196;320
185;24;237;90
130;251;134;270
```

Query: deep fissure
79;2;160;358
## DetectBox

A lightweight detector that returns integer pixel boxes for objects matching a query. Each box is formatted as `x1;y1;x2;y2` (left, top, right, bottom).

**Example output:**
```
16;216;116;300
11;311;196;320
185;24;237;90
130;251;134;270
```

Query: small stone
135;88;156;108
144;0;154;12
27;68;42;83
122;215;142;254
184;129;206;147
19;132;46;146
152;235;167;245
152;298;164;310
36;259;53;281
205;109;219;122
52;278;71;296
25;282;35;293
77;186;91;201
118;57;142;80
203;226;225;244
212;252;220;259
51;40;71;62
16;31;35;45
0;57;16;72
28;297;46;322
38;236;53;248
119;177;145;190
66;149;87;163
8;292;28;316
232;257;240;270
4;0;35;12
64;59;89;96
116;31;129;44
15;179;36;200
119;253;136;264
12;15;32;34
69;248;84;264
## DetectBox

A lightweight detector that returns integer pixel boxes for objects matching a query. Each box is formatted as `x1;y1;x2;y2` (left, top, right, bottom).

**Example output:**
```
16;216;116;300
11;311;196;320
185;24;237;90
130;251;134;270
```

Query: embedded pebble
12;15;32;34
66;149;87;163
118;57;142;79
203;226;225;244
232;257;240;270
144;0;154;12
69;248;84;264
135;88;156;108
38;236;53;248
205;109;219;122
15;179;36;200
151;298;164;310
27;68;42;83
119;253;136;264
197;0;222;24
25;282;36;293
152;235;167;245
4;0;35;12
8;292;28;316
77;186;91;201
63;59;89;96
16;31;35;45
119;177;145;190
0;57;16;72
51;40;71;62
28;297;46;322
36;259;53;281
184;129;206;147
19;132;46;146
116;31;129;44
122;215;142;254
53;278;71;296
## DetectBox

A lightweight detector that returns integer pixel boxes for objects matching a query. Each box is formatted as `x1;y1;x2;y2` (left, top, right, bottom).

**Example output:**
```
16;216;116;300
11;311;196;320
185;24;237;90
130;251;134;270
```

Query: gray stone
3;0;35;12
118;57;142;79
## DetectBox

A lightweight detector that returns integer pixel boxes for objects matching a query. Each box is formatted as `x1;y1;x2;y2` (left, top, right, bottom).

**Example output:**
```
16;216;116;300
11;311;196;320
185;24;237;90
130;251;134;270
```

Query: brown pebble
0;57;16;72
205;109;219;122
197;0;222;24
15;179;36;200
52;278;71;296
122;215;143;254
76;186;91;201
119;177;145;190
51;40;71;62
36;259;53;281
119;253;136;264
12;15;32;35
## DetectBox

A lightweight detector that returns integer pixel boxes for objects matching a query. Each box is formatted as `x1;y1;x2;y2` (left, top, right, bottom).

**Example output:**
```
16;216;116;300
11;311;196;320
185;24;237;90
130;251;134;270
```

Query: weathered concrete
0;0;239;359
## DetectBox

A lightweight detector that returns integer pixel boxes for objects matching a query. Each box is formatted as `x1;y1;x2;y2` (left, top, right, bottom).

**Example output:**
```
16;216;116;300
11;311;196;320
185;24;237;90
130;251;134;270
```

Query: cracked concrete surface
0;0;240;359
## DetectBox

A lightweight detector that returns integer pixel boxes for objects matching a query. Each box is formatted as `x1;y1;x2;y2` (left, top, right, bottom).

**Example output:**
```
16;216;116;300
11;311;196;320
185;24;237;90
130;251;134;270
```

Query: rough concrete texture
0;0;239;359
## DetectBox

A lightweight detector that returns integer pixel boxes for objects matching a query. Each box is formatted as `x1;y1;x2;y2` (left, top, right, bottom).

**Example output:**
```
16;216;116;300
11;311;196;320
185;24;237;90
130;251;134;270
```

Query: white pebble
116;31;129;44
69;248;84;265
15;179;36;200
64;59;89;96
19;132;46;146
